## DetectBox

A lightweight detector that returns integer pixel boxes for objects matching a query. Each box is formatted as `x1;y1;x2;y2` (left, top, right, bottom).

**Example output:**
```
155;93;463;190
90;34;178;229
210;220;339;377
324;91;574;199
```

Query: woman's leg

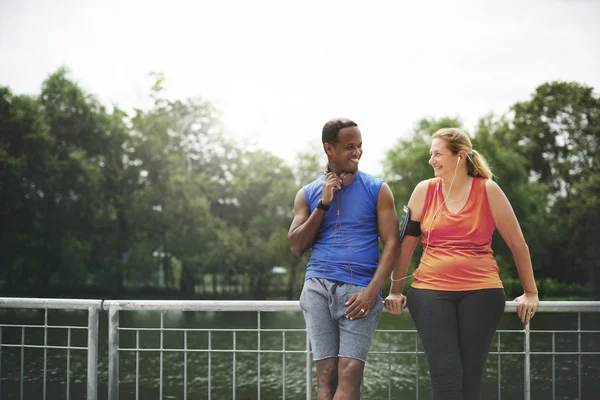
407;287;463;400
457;289;506;400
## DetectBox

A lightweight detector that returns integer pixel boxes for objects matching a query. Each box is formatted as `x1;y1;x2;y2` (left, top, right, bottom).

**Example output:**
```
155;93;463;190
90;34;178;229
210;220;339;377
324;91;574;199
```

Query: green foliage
1;70;598;300
508;81;600;294
502;278;589;300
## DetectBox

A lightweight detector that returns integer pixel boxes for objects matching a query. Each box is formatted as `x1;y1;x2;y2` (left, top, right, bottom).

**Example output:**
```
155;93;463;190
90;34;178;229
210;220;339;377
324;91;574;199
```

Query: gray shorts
299;278;383;362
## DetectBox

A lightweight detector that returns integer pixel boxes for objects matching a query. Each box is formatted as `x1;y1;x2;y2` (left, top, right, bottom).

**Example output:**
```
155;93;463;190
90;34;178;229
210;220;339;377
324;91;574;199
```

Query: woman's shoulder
482;177;501;192
418;178;439;193
414;179;433;192
407;179;435;220
481;179;509;209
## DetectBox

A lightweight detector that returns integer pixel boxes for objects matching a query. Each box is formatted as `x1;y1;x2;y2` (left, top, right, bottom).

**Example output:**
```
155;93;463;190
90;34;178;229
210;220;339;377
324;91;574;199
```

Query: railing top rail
514;301;600;312
1;298;599;312
101;300;600;312
102;300;301;311
0;297;103;310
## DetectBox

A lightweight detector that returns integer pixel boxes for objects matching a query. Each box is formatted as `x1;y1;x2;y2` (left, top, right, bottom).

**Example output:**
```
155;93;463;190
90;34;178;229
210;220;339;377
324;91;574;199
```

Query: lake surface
0;307;599;399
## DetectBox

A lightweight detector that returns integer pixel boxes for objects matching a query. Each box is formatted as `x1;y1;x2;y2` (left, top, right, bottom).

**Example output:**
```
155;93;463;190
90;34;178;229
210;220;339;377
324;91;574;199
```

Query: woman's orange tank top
411;177;504;291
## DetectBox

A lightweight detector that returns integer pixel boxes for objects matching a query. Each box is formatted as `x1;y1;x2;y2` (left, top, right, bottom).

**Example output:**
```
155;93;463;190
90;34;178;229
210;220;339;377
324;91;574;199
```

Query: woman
385;128;539;400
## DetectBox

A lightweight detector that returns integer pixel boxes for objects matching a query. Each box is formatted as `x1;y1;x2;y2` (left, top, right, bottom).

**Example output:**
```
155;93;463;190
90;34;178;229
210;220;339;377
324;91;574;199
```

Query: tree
0;87;53;287
127;76;226;295
509;82;600;294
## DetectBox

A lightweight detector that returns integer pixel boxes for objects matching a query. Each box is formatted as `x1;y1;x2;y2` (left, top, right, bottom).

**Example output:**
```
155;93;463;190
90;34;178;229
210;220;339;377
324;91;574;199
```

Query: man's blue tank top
303;171;384;287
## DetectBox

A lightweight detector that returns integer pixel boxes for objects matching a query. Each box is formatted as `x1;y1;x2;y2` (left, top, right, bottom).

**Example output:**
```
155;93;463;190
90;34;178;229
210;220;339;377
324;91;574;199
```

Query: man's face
327;126;363;172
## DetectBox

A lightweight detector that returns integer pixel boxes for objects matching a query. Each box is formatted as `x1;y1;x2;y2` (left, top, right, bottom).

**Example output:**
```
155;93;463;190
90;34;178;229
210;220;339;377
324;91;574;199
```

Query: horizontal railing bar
115;348;600;356
377;329;525;333
0;324;88;329
369;351;428;355
528;330;600;334
118;327;308;332
0;298;102;310
2;298;598;312
115;327;600;334
528;351;600;355
103;300;301;311
523;301;600;312
0;324;580;336
119;348;311;354
1;344;88;350
101;300;600;312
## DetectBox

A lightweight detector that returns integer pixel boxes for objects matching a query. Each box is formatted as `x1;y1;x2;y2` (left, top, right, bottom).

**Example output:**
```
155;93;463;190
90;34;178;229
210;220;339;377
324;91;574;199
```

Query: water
1;308;599;399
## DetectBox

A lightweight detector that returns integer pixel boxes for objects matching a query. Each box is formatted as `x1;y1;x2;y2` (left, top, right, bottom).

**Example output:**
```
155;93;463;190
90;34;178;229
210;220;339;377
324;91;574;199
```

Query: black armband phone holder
399;205;421;242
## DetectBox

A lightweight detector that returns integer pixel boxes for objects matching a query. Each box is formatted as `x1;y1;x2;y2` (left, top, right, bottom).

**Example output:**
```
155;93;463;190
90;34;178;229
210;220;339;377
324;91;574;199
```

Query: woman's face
428;138;460;178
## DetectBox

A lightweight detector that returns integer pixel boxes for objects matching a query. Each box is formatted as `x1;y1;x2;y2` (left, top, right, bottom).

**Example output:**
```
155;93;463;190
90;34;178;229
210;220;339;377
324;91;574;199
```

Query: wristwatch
316;199;331;211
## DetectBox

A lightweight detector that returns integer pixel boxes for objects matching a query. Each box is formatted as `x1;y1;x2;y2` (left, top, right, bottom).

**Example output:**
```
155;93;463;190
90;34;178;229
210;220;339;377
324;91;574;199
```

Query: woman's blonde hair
432;128;493;179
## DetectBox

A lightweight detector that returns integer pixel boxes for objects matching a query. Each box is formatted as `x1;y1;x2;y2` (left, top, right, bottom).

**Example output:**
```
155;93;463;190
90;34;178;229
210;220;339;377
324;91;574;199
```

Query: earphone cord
391;159;463;284
337;204;353;296
321;200;352;297
390;272;415;283
422;163;460;259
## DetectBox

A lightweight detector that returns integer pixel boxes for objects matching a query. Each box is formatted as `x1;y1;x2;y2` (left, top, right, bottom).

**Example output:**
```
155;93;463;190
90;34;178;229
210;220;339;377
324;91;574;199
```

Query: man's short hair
322;118;358;145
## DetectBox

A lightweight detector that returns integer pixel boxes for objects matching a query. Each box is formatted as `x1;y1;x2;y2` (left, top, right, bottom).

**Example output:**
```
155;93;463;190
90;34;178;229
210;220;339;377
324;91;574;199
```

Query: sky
1;0;599;175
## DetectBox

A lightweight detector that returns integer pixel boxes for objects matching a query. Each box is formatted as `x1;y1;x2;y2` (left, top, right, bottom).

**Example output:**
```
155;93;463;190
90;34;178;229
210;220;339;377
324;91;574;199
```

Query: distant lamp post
152;250;170;287
271;266;287;276
152;202;170;288
271;266;288;293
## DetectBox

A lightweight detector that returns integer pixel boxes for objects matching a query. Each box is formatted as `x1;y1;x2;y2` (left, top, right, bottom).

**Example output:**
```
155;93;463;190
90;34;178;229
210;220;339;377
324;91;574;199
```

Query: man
288;118;400;400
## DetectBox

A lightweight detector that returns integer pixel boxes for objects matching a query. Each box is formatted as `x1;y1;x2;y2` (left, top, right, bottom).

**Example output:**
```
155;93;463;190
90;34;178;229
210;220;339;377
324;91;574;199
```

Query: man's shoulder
303;175;325;190
357;170;384;186
302;175;326;198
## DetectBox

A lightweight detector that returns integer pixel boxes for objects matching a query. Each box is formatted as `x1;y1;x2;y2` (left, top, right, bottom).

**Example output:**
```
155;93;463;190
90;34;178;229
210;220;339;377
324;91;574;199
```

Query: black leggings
407;287;506;400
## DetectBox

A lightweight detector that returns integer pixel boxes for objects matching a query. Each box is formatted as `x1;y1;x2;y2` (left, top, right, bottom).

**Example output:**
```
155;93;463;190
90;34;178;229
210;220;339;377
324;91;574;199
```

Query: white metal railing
0;298;599;400
0;298;101;400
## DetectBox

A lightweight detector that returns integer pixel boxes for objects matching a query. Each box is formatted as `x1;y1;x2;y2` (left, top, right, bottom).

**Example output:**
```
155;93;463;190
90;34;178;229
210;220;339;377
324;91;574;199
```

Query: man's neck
328;164;357;176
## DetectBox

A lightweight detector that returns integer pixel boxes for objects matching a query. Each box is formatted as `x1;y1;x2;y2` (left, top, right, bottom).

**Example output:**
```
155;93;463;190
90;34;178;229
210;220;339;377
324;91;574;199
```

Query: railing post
524;322;531;400
306;329;312;400
577;312;582;400
87;307;99;400
108;305;120;400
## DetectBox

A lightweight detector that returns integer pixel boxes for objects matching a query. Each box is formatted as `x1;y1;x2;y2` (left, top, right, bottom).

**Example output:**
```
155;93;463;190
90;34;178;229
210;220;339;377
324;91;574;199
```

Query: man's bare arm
344;183;401;319
287;189;327;257
369;183;401;292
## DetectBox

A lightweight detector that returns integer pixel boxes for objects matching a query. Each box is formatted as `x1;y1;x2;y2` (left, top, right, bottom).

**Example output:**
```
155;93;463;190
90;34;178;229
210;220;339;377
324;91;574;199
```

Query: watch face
317;200;329;210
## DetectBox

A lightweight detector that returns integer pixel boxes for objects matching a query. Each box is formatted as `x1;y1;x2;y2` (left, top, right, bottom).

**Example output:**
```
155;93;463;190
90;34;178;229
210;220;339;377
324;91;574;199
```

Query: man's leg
335;284;383;399
332;357;364;400
299;279;341;399
316;358;339;400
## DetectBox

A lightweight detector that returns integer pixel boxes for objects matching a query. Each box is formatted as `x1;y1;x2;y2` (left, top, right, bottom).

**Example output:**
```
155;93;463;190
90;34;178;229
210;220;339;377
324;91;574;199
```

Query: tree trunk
180;264;196;296
115;204;127;293
212;273;218;295
287;264;298;300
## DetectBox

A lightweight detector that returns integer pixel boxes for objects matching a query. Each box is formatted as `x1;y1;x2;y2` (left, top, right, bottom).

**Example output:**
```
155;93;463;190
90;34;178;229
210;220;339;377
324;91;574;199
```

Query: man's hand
384;293;407;315
344;288;377;320
322;172;342;204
